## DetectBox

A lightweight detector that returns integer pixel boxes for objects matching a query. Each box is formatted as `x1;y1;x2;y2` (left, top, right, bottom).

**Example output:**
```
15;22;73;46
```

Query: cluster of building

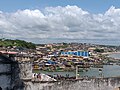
0;43;118;78
33;43;117;72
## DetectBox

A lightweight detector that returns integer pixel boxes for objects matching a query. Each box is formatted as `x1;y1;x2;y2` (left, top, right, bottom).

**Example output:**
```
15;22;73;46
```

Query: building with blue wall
61;51;89;57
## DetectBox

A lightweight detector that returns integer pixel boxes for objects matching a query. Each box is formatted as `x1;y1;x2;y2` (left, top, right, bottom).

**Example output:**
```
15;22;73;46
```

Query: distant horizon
1;38;120;46
32;39;120;46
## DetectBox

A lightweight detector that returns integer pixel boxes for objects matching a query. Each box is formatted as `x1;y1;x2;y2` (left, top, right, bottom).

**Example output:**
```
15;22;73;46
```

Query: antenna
1;34;5;41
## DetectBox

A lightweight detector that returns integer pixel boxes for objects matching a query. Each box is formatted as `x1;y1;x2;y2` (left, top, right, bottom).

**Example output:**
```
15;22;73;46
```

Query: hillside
0;39;36;49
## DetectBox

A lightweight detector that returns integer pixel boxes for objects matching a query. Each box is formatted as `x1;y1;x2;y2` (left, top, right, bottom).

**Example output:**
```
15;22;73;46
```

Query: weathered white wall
24;82;54;90
23;78;120;90
19;62;32;79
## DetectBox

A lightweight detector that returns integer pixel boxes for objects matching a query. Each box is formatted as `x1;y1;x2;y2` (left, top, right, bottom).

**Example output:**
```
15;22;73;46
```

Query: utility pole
76;65;78;79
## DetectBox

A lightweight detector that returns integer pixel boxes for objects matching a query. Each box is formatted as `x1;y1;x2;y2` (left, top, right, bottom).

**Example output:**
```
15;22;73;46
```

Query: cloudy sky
0;0;120;45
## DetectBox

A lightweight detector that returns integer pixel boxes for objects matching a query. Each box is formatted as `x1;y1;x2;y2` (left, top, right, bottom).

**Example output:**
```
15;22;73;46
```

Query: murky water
79;65;120;77
34;65;120;78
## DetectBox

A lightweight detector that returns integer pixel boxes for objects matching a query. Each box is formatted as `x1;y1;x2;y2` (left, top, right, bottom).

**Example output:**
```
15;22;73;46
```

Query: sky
0;0;120;45
0;0;120;13
1;0;120;13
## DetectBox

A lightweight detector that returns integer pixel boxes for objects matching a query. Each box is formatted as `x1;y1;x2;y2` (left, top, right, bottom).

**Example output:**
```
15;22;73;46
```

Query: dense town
0;39;120;80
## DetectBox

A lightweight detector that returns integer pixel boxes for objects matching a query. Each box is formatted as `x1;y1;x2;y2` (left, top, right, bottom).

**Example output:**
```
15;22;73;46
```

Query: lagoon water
37;65;120;78
80;65;120;77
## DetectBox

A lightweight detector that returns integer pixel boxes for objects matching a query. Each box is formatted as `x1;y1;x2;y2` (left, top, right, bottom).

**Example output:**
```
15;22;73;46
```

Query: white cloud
0;5;120;43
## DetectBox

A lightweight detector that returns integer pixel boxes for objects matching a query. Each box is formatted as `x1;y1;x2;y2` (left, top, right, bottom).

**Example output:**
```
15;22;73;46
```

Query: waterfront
34;53;120;78
33;52;120;79
34;64;120;78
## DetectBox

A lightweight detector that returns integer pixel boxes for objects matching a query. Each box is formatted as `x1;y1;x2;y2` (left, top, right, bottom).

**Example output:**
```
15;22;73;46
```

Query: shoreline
102;52;120;55
102;51;120;59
